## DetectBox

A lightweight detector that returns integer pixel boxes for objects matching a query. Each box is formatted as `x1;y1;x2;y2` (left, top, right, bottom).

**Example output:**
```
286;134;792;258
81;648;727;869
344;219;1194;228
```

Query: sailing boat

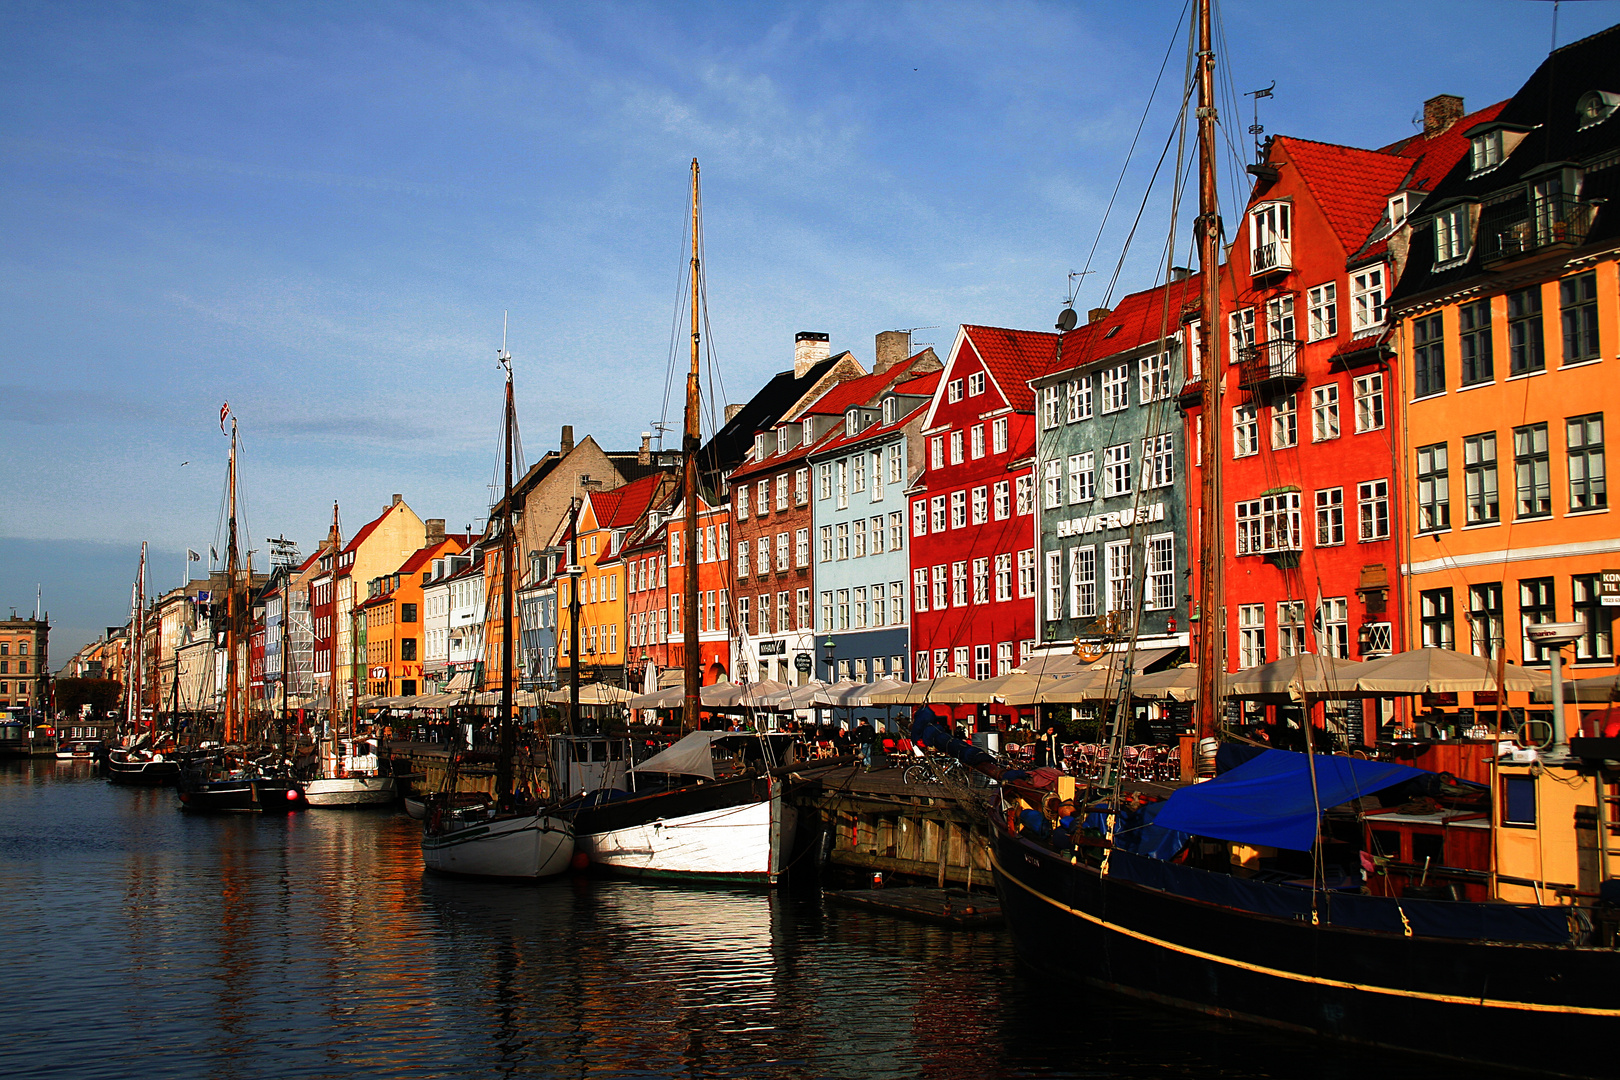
105;543;183;785
420;330;575;878
560;160;799;885
176;413;307;813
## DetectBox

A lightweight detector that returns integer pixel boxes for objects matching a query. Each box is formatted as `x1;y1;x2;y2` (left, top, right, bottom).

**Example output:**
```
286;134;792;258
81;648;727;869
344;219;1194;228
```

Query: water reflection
0;759;1494;1080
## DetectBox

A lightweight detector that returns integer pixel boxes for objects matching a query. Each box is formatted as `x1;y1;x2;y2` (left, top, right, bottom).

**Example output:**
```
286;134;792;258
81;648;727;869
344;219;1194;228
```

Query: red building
1187;96;1501;745
909;325;1049;720
620;516;669;689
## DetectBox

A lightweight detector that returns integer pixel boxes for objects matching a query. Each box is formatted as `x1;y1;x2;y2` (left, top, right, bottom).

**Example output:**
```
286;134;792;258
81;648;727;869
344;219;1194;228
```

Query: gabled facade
1392;28;1620;715
664;493;734;685
909;325;1047;696
620;520;670;688
1033;279;1200;657
360;527;466;698
334;496;425;715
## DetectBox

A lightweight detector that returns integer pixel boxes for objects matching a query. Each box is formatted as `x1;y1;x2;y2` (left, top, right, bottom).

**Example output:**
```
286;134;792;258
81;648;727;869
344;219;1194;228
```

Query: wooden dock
826;886;1002;928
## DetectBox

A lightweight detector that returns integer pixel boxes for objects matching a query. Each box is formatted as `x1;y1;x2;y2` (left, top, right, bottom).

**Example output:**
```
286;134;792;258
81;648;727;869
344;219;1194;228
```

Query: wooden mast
1192;0;1224;777
328;501;342;743
134;542;147;734
682;158;702;734
225;417;240;744
497;334;517;807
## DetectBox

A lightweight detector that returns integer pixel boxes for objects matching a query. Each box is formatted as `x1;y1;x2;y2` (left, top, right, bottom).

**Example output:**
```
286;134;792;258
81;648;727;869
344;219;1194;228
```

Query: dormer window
754;433;767;460
1389;193;1409;227
1577;90;1620;130
882;396;897;425
1250;201;1292;274
1433;203;1473;264
803;417;814;444
846;408;860;436
1470;130;1504;173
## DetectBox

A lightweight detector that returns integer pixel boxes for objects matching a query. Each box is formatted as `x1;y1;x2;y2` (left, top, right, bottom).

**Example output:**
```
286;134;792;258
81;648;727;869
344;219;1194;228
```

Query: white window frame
1312;384;1340;442
1068;452;1095;503
1101;364;1130;413
1070;545;1096;618
1350;265;1386;334
1353;373;1385;433
1103;443;1132;497
1307;283;1338;342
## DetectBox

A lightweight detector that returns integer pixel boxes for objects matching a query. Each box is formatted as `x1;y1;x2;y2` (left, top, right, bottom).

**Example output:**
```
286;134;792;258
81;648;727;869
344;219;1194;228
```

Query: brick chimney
638;432;651;465
560;425;574;455
1423;94;1464;137
794;332;830;377
1088;307;1112;324
875;330;910;374
391;493;403;507
425;518;445;545
724;403;745;423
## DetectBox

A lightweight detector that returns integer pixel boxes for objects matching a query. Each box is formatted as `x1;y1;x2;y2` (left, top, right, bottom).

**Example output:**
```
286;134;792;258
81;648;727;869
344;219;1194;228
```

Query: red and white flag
220;401;231;432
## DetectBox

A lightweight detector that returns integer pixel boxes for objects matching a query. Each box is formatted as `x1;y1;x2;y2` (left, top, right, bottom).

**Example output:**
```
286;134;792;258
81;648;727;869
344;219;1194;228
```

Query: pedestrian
854;718;874;770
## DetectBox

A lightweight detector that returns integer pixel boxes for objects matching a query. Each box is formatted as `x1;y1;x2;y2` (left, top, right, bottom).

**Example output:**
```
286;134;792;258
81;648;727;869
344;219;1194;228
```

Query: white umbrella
1355;648;1551;695
1225;653;1371;699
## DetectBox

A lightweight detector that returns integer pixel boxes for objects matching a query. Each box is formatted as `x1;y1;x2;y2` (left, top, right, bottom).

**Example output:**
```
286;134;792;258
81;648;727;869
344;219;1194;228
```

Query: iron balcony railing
1237;337;1302;391
1479;195;1593;265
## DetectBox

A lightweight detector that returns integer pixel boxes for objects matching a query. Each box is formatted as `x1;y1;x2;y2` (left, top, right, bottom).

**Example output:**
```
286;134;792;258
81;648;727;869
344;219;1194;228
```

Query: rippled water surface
3;760;1487;1079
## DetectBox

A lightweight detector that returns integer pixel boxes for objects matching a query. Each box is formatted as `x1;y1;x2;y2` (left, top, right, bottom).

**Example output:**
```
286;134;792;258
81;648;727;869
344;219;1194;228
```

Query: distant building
0;616;49;714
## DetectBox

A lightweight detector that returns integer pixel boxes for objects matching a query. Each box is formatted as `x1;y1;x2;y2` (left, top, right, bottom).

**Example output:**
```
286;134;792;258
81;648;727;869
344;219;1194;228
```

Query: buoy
571;851;590;871
286;788;300;801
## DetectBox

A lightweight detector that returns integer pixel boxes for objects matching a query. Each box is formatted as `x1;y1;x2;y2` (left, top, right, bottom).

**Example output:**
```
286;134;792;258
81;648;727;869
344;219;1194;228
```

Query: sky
4;0;1618;664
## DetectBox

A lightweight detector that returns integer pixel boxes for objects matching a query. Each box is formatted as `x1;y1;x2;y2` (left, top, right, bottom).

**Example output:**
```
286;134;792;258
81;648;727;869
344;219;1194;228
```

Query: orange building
359;531;468;698
1391;28;1619;730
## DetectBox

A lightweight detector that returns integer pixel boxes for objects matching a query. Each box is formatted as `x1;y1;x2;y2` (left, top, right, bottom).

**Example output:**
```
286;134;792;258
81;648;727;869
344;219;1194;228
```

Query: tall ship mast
682;158;702;735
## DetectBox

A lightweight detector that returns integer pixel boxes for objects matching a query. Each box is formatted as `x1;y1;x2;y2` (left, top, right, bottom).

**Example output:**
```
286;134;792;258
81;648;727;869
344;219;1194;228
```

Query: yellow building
1391;30;1619;737
333;496;426;712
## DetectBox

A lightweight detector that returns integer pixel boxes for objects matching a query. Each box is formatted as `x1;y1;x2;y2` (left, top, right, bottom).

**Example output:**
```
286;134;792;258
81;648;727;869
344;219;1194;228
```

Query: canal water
2;759;1486;1080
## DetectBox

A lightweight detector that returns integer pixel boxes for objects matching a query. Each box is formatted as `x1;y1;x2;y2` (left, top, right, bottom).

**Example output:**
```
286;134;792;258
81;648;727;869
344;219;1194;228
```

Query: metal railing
1479;196;1593;265
1237;338;1301;390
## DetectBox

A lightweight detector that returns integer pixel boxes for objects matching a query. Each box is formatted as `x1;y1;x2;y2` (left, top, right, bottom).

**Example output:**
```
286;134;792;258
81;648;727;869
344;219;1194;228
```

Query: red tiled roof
960;325;1060;409
1275;136;1415;253
341;505;393;556
587;471;668;531
811;398;929;457
728;420;842;481
1054;274;1205;371
802;353;932;416
892;370;940;397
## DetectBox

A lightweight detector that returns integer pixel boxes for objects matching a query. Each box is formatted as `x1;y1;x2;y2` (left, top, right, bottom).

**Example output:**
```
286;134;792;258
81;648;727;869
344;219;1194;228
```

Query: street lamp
822;635;836;683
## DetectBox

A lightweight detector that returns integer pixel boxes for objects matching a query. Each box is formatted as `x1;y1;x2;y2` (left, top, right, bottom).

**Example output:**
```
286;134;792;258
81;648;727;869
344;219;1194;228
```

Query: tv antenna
900;325;940;351
650;420;673;451
1246;82;1275;163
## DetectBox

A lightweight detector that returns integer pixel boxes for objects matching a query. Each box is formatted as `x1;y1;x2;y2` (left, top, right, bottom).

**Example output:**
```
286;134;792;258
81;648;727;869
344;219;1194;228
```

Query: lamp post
822;635;836;683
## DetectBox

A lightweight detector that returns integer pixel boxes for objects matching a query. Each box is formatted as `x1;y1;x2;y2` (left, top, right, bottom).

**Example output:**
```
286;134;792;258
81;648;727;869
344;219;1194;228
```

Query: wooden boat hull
990;825;1620;1079
304;775;397;807
104;752;182;786
178;777;308;813
421;811;574;879
573;774;795;884
403;796;428;820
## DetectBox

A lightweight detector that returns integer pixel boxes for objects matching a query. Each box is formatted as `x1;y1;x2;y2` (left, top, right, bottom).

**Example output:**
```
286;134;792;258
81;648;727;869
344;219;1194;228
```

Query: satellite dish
1055;307;1078;332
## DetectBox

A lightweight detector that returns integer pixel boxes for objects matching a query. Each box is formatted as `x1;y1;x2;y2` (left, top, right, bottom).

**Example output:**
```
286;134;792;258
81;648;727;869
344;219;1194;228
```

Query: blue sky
4;0;1617;662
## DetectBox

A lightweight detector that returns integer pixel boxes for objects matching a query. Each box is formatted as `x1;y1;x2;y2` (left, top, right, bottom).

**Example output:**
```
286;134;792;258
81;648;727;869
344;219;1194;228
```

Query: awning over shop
1151;749;1427;851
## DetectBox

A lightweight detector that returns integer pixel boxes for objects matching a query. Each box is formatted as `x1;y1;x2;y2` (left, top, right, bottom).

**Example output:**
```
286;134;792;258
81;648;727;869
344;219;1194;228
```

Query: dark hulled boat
177;763;307;813
104;747;182;786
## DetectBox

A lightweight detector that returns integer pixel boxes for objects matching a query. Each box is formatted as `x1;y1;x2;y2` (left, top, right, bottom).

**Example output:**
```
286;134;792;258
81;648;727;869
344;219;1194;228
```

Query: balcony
1236;338;1304;398
1250;237;1292;278
1479;196;1593;268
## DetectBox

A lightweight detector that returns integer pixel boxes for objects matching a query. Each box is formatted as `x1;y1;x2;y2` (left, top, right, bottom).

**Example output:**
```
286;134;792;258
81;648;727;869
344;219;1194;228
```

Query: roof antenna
1246;82;1275;163
899;325;940;352
650;420;673;452
1057;270;1092;331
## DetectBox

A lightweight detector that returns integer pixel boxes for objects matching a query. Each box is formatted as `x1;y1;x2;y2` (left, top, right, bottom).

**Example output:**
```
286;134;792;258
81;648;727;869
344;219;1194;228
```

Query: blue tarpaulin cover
1152;749;1428;851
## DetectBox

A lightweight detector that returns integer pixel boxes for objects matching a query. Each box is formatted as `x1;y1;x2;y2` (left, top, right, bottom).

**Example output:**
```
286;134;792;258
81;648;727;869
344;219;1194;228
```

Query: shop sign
795;653;813;673
759;639;786;656
1600;569;1620;607
1055;502;1166;539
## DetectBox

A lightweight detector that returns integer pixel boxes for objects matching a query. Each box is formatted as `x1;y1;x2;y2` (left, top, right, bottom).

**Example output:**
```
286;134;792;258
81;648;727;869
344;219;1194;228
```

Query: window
951;490;967;528
400;637;417;661
992;417;1008;454
1562;272;1600;364
1459;299;1493;386
1434;204;1470;263
882;396;897;425
889;582;903;625
1567;413;1606;511
1573;575;1614;664
869;516;884;554
836;460;848;509
1101;365;1130;413
888;443;904;484
852;587;866;629
952;561;968;607
795;527;810;567
795;467;809;505
995;553;1013;603
931;495;947;532
1041;385;1060;429
1140;354;1171;402
757;537;771;576
836;589;849;630
737;596;750;636
1238;604;1266;668
950;431;964;465
818;526;832;563
1069;546;1096;617
1067;377;1092;422
1502;775;1536;828
916;651;930;680
972;485;988;524
1105;540;1133;614
970;425;985;459
1265;294;1296;344
1412;313;1446;398
1357;479;1390;540
930;436;944;470
1319;597;1349;658
1420;588;1455;649
1352;374;1384;432
1470;129;1504;173
1017;550;1036;598
798;588;811;631
776;474;790;510
1278;601;1306;657
1251;201;1291;272
994;480;1011;520
1513;423;1551;518
889;511;904;552
934;649;949;680
1044;460;1062;510
1308;283;1338;341
975;644;992;680
1045;551;1063;621
1270;394;1297;449
1145;534;1174;610
968;372;986;396
997;642;1013;676
912;570;928;613
1416;443;1450;532
1470;583;1504;659
1312;384;1340;441
1103;443;1132;497
1233;404;1259;457
757;479;770;515
912;501;927;538
737;487;749;519
1508;287;1545;375
401;603;418;623
1016;475;1034;515
1068;452;1095;503
932;564;948;610
1229;307;1256;364
852;521;865;558
953;647;969;678
1463;432;1500;524
1237;492;1302;554
835;523;849;561
948;378;964;403
871;582;886;626
1350;266;1384;333
1139;434;1172;489
818;463;832;501
1520;577;1556;664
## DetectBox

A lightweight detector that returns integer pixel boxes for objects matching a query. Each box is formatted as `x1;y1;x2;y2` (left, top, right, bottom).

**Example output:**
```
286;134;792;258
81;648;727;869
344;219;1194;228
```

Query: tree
54;678;122;720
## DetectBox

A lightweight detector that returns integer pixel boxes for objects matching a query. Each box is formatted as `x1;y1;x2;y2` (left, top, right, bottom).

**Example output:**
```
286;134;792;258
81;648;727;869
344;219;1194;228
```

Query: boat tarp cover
628;730;726;778
1108;851;1570;944
1153;749;1427;852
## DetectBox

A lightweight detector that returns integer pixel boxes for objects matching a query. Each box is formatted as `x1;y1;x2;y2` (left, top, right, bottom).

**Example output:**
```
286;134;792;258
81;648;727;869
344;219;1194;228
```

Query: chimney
560;425;574;455
425;518;445;545
794;331;830;377
638;432;651;466
1168;266;1191;282
724;403;745;423
875;330;910;374
391;493;403;507
1088;307;1112;324
1423;94;1464;137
